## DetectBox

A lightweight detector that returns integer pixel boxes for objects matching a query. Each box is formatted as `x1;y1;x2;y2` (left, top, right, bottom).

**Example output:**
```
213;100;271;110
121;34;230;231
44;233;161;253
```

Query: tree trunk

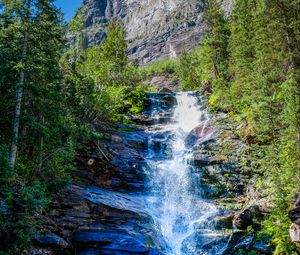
38;114;45;172
9;0;31;169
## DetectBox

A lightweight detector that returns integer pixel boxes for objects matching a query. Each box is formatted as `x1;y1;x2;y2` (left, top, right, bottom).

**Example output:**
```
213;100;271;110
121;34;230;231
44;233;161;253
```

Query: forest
0;0;299;254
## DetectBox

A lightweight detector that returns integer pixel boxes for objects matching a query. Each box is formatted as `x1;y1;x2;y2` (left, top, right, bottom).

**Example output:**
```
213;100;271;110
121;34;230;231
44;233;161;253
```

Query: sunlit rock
80;0;233;64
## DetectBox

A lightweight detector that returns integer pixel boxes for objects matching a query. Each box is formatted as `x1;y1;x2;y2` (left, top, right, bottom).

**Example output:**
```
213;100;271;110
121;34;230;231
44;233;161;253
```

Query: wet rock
72;230;151;253
127;115;152;125
253;237;273;254
193;156;227;166
162;95;177;107
60;189;90;212
224;232;272;255
185;123;217;147
233;204;262;230
200;177;227;199
73;185;149;217
214;213;234;229
34;232;68;248
222;231;245;255
79;249;133;255
127;136;148;150
194;233;229;253
233;236;254;250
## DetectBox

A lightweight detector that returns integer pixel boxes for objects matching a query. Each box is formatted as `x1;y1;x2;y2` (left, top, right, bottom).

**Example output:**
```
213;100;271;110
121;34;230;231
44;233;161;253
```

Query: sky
55;0;82;22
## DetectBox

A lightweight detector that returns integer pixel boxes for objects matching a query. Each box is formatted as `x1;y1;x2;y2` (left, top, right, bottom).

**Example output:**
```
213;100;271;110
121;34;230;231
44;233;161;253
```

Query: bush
0;145;50;253
124;83;149;115
140;59;178;78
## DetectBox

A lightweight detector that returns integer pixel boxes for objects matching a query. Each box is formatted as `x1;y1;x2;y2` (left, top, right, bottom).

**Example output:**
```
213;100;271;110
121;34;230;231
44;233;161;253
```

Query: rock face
81;0;233;65
30;92;275;254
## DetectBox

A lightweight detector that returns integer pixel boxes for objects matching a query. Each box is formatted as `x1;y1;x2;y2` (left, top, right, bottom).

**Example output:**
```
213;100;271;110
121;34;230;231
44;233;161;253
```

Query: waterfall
145;92;225;255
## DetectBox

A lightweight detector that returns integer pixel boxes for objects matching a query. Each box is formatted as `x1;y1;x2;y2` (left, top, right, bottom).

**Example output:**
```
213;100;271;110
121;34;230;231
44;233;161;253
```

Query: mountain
81;0;234;65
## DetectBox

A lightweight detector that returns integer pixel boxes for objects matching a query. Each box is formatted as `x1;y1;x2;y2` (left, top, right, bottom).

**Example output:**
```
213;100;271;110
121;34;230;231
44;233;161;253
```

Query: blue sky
55;0;82;21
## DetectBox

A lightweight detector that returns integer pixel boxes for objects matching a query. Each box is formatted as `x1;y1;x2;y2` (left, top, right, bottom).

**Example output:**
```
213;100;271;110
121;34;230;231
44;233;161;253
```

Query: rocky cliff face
81;0;233;65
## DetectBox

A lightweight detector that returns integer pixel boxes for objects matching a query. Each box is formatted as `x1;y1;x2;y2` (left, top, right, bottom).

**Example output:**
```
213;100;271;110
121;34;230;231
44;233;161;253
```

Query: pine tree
227;0;258;116
0;0;32;169
202;0;230;81
196;0;230;109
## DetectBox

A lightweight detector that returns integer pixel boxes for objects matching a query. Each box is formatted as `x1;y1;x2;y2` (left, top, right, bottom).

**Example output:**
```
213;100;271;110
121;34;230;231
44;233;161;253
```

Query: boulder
289;207;300;225
162;95;177;107
214;213;234;229
72;230;150;253
159;87;173;93
294;193;300;207
224;233;272;255
193;156;227;166
233;204;262;230
290;223;300;242
127;137;148;150
34;233;68;248
222;231;245;255
150;75;178;93
74;185;148;217
290;223;300;250
185;123;217;147
233;236;254;251
255;198;275;214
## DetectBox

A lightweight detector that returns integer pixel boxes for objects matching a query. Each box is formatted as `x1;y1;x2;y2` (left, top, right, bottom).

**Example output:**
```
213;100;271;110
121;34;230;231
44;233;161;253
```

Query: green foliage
125;83;149;115
62;19;147;122
174;0;231;96
0;145;50;254
140;58;178;78
42;142;75;193
1;2;148;254
68;7;84;33
176;50;202;91
0;1;76;252
0;0;299;253
176;0;300;253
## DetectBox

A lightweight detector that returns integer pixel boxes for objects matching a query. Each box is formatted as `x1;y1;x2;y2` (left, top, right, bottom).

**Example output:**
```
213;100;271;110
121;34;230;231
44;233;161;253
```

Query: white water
146;92;224;255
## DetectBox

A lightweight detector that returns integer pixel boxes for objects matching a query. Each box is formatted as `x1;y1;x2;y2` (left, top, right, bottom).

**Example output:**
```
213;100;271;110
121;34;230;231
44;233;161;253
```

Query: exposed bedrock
80;0;234;65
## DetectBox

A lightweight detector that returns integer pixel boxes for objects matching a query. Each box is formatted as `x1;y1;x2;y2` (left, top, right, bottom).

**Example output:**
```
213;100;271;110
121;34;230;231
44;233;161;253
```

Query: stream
68;92;230;255
144;92;227;255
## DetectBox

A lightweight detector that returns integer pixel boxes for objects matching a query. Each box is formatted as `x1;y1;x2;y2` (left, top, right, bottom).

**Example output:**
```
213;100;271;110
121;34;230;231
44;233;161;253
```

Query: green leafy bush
140;59;178;78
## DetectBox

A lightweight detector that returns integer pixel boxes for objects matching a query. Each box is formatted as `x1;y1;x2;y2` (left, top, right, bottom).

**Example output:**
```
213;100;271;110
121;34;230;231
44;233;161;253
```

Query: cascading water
145;92;226;255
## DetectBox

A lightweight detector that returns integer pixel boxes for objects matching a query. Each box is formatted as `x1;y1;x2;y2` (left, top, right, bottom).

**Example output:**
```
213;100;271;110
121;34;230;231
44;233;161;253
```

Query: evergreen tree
227;0;258;116
203;0;230;79
9;0;31;169
198;0;230;109
0;1;75;252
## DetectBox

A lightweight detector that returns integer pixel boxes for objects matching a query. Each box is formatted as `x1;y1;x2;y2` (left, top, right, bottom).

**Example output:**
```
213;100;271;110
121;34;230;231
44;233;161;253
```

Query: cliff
81;0;233;65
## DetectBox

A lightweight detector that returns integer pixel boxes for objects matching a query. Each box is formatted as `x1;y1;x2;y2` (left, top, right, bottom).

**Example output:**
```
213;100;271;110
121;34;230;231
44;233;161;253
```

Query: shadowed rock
34;233;68;248
233;204;262;230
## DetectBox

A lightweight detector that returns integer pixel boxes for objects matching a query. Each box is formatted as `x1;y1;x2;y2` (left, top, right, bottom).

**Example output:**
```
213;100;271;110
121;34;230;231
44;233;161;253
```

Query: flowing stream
75;91;230;255
145;92;225;255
